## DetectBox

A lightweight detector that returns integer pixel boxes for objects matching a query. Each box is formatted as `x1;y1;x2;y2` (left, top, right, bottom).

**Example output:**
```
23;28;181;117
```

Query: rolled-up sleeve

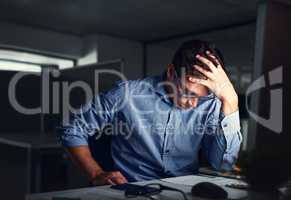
220;111;242;169
202;110;242;171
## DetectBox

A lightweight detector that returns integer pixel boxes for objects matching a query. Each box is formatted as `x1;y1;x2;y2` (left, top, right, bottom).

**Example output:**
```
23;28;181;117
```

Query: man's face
166;65;210;109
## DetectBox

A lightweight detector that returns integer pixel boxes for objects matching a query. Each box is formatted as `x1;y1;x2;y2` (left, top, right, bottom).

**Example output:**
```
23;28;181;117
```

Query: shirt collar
152;74;172;103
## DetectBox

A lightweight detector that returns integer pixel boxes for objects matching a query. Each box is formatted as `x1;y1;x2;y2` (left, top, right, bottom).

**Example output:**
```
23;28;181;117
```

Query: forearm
66;146;104;180
204;111;242;171
203;132;227;171
208;132;241;171
221;86;238;115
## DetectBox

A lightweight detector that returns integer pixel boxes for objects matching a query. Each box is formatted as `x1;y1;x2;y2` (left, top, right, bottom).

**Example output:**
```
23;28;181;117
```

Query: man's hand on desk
91;171;128;186
65;146;128;186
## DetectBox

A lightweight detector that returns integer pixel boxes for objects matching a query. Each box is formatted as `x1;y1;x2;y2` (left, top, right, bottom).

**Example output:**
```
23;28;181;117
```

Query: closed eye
181;87;199;97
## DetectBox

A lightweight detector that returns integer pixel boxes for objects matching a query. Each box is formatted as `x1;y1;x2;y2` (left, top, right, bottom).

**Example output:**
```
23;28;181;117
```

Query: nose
188;98;198;107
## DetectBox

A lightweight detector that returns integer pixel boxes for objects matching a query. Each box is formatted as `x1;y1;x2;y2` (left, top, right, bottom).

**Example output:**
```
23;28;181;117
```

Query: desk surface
26;175;273;200
0;132;60;149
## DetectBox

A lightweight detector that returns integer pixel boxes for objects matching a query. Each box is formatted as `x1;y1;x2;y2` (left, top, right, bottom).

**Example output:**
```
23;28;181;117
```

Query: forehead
180;78;208;95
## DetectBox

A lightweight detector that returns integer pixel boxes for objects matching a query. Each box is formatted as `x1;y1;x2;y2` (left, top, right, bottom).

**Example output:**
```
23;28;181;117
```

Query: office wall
145;24;256;77
0;22;144;134
85;34;144;80
77;35;98;66
0;22;144;80
0;22;83;59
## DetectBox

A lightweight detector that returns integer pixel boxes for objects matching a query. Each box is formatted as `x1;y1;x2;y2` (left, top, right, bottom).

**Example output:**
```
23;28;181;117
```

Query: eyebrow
181;86;198;97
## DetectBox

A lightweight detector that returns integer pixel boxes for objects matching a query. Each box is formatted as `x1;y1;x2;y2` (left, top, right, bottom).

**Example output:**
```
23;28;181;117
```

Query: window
0;60;41;72
0;49;75;72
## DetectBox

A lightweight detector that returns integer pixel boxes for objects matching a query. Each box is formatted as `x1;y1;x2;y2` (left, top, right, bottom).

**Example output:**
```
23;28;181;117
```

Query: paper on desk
161;175;246;186
53;187;129;200
28;187;129;200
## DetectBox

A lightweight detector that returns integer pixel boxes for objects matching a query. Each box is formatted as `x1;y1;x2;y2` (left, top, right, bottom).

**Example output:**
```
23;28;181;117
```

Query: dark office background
0;0;290;200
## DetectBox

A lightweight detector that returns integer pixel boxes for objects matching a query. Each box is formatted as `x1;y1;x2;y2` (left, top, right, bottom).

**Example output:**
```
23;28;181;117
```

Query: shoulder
100;76;158;102
112;76;159;94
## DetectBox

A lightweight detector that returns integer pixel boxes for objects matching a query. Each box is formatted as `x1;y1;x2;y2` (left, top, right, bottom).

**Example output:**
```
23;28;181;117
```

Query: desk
26;175;273;200
0;132;62;200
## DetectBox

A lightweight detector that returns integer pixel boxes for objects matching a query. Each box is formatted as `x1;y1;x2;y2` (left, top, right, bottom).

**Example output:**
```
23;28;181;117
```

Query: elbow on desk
210;156;236;172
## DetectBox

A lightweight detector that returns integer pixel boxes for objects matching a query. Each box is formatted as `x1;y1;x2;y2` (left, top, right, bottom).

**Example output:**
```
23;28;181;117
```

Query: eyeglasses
125;183;188;200
173;70;214;101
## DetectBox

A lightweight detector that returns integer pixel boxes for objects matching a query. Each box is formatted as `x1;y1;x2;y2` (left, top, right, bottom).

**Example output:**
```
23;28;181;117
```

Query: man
58;40;242;185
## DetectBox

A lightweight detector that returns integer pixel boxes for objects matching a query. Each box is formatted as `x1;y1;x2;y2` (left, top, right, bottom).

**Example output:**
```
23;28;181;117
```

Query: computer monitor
245;1;291;189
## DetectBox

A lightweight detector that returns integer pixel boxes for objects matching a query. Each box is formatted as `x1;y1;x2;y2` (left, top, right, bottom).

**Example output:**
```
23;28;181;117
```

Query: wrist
221;93;238;115
88;167;104;180
89;170;105;185
220;84;238;104
222;94;238;105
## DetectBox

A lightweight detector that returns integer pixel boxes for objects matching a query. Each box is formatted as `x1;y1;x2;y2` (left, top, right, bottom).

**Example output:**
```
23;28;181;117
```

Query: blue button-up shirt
58;75;242;182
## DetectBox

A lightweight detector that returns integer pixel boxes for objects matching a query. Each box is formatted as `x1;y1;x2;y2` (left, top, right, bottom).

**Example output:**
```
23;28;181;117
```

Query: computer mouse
191;182;228;199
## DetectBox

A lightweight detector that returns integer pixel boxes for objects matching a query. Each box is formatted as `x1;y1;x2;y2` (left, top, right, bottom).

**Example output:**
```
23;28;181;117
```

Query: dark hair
172;40;225;79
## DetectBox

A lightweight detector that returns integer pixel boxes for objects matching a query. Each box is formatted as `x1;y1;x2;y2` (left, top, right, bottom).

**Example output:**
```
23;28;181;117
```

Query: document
161;175;246;186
